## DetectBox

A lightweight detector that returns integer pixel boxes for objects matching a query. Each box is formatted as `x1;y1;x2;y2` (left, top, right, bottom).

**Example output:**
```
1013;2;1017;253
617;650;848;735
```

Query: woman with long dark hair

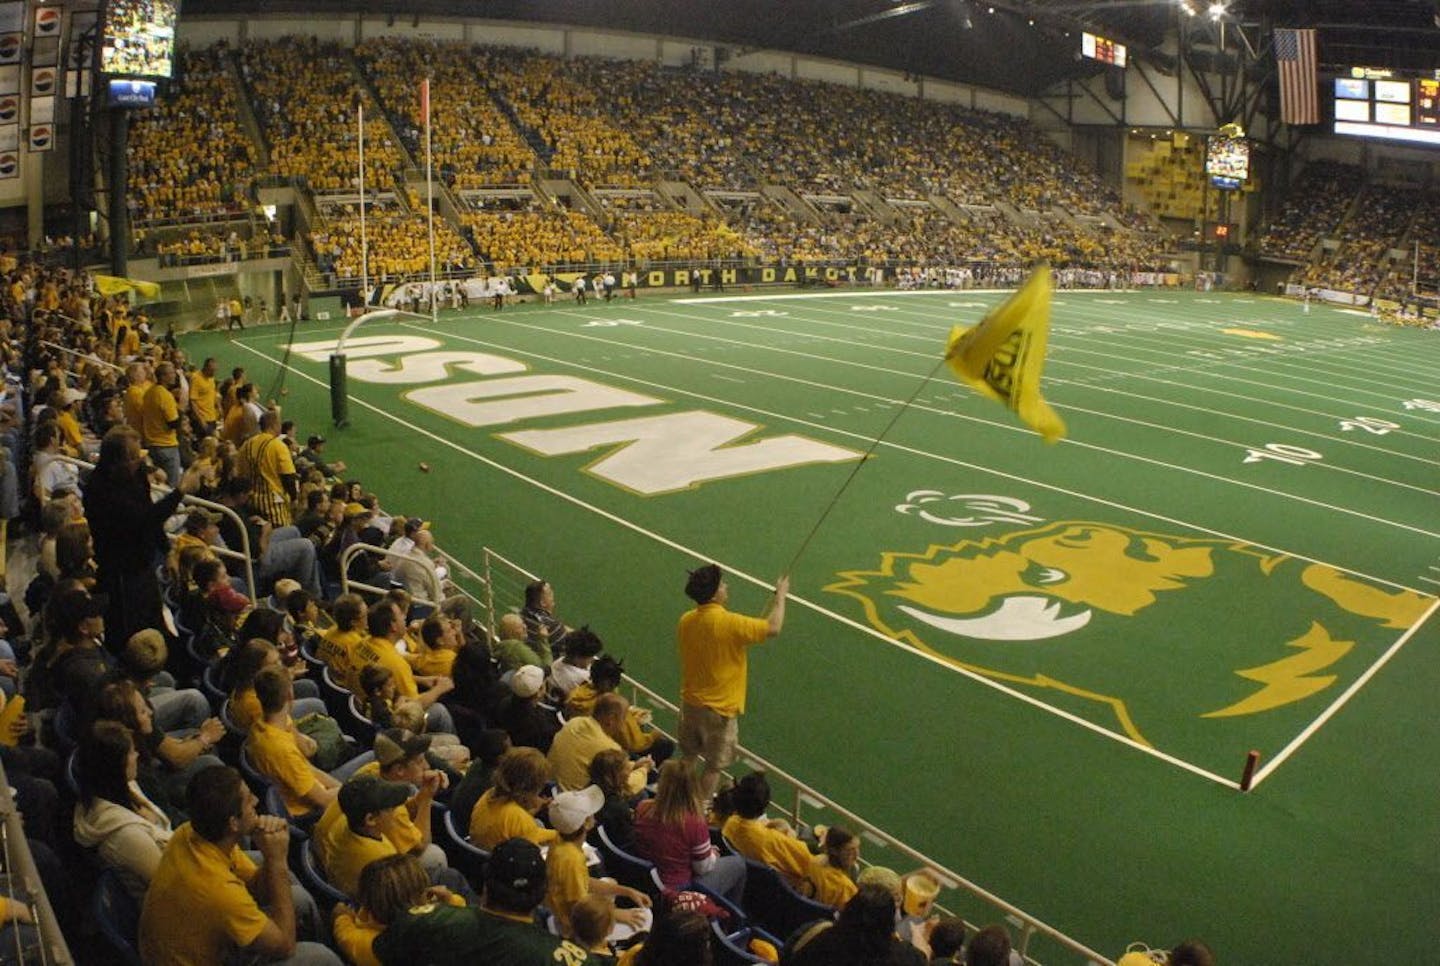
71;720;172;898
83;425;199;649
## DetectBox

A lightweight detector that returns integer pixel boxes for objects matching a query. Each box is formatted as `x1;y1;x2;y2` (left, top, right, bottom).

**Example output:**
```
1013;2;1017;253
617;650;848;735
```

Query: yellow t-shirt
677;603;769;717
468;789;558;850
319;628;365;692
55;408;83;450
230;688;263;731
140;383;180;447
236;431;295;495
547;716;621;792
314;761;422;869
409;646;455;678
332;906;384;966
247;719;318;816
545;838;590;929
221;405;250;444
190;371;218;423
354;636;420;698
805;855;858;909
721;815;813;889
323;821;399;899
138;823;267;965
564;682;600;717
124;382;150;433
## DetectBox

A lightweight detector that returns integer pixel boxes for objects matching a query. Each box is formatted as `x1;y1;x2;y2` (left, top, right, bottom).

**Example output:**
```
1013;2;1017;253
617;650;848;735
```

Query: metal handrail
337;540;443;608
0;757;72;964
51;456;257;600
37;340;123;373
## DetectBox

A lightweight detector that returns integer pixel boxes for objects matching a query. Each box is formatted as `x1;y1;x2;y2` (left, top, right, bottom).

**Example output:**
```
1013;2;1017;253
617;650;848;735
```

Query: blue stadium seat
737;857;835;940
237;744;268;795
297;837;349;908
344;693;377;745
219;698;245;738
200;664;227;710
318;665;351;719
711;920;784;966
439;807;490;885
595;825;664;899
93;868;142;966
264;783;320;833
332;750;376;783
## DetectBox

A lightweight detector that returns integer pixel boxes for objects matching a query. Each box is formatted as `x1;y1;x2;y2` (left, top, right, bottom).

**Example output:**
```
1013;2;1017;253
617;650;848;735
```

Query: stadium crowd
126;37;1169;281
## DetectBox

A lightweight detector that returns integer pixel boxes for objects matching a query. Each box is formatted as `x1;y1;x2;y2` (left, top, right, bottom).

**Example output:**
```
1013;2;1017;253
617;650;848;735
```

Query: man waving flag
944;264;1067;442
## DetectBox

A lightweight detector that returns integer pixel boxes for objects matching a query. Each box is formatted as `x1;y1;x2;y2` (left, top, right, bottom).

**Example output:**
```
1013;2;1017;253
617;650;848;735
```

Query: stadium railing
0;757;73;964
336;541;444;609
53;456;258;601
439;543;1113;966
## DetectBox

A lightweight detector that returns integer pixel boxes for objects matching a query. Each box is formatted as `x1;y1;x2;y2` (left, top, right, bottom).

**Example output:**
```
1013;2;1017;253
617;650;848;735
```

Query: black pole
108;107;128;276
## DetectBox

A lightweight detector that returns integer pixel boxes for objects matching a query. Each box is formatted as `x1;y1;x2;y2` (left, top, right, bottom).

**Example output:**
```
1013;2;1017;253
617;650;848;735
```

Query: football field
188;288;1440;964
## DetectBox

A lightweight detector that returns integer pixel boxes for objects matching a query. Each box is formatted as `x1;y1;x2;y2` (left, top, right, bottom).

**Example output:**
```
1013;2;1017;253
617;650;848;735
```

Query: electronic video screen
1335;78;1369;100
1205;135;1250;188
1335;68;1440;147
99;0;179;78
1375;80;1411;103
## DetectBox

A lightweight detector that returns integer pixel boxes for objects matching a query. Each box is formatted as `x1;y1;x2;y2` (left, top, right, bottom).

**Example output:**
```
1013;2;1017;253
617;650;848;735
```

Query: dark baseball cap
337;775;410;823
487;837;546;896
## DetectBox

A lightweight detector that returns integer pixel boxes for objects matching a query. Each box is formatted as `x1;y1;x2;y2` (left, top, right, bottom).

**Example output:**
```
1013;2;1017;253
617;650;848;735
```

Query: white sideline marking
1247;598;1440;789
230;337;1244;790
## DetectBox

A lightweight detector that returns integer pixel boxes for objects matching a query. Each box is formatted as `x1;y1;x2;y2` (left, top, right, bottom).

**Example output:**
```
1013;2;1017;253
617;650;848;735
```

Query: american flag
1275;28;1319;125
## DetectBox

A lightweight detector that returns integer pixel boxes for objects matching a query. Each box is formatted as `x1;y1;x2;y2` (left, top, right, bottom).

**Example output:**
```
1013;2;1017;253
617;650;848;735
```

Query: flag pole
424;77;437;322
783;355;950;577
358;102;368;306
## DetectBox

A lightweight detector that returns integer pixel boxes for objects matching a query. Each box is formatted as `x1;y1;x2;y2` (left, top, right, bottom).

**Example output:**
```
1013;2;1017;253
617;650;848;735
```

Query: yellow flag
944;264;1067;442
93;275;161;299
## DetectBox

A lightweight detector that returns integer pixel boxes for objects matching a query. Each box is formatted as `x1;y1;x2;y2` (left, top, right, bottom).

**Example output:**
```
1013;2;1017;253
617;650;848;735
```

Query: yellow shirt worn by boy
545;838;590;929
313;761;422;868
318;627;365;692
468;788;558;850
247;719;319;817
138;823;268;966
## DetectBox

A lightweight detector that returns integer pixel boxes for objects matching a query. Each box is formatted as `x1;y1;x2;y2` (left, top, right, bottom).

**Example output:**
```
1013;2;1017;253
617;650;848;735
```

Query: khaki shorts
678;702;738;771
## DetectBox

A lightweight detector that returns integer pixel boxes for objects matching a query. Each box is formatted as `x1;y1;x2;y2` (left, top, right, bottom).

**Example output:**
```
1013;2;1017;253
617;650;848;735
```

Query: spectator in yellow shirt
140;362;184;485
352;600;455;734
246;667;340;818
467;747;558;850
677;563;788;801
544;784;651;940
720;770;814;891
189;356;220;436
137;764;338;965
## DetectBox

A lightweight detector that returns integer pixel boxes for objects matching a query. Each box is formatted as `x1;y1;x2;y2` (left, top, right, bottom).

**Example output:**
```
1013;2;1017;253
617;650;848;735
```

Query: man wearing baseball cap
373;837;601;964
322;775;414;898
314;730;460;892
678;562;789;801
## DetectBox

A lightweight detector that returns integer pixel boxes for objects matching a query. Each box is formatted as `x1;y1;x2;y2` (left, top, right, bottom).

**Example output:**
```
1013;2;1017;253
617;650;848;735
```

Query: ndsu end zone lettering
289;337;862;496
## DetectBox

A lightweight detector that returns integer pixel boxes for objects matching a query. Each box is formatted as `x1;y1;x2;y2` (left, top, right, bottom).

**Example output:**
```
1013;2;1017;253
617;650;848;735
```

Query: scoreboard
1333;67;1440;147
1081;32;1127;68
